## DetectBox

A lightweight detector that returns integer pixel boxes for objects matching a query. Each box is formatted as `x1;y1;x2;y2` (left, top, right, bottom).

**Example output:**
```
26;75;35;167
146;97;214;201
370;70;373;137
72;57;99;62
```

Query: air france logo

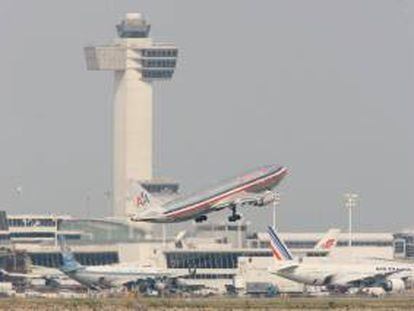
133;192;150;208
322;238;336;249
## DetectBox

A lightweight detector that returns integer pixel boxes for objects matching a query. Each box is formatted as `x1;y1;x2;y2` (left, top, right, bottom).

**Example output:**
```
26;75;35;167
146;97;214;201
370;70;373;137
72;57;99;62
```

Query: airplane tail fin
267;226;294;262
58;237;83;273
314;228;341;251
175;230;187;249
127;181;162;214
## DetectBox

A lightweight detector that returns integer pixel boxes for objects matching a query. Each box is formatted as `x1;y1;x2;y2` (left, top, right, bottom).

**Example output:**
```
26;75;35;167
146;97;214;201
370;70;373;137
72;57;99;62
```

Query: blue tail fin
267;226;294;261
59;236;83;273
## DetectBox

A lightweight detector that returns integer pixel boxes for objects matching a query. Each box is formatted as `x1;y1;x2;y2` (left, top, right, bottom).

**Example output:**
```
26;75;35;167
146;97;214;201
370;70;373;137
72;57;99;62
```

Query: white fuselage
273;259;414;288
66;264;174;289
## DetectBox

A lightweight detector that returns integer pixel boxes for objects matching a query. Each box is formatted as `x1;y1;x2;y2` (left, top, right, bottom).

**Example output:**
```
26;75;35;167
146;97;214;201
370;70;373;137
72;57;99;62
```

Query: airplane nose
280;166;288;175
270;164;286;174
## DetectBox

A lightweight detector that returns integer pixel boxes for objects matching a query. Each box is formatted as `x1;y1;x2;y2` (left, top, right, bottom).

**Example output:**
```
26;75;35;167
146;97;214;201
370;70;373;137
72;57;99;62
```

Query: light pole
104;190;112;215
162;224;167;248
14;185;23;211
84;191;91;219
344;193;358;247
272;192;281;229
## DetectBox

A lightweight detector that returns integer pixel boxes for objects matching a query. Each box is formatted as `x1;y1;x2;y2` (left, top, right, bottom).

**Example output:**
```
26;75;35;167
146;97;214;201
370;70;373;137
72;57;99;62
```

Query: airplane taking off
267;226;412;293
130;164;287;223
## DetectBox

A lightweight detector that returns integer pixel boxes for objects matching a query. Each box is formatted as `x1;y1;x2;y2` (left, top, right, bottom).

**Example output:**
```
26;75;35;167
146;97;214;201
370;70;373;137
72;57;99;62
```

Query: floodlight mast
272;192;281;229
344;192;358;247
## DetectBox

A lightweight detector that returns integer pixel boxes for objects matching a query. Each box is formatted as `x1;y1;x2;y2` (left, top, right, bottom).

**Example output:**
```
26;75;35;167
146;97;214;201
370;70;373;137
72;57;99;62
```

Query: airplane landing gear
228;214;241;222
195;215;207;223
228;204;242;222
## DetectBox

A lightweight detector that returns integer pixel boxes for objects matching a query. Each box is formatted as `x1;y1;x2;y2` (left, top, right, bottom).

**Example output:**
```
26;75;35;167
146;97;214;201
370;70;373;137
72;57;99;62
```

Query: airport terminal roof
256;232;393;242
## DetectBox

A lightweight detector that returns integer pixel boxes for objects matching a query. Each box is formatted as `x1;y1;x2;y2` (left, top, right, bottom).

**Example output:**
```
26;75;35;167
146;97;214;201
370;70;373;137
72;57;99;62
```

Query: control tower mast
84;13;178;217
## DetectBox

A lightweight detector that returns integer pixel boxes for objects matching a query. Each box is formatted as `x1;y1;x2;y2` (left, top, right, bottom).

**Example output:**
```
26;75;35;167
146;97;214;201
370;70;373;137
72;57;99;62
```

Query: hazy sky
0;1;413;232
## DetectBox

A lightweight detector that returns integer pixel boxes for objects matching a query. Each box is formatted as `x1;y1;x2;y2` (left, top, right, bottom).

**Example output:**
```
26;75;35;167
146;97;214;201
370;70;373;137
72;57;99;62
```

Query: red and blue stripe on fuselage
163;165;287;221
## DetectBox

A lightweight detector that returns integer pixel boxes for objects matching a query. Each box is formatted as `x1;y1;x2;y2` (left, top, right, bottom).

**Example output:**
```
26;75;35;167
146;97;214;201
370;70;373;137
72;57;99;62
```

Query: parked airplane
0;267;63;285
293;228;341;258
130;164;287;223
59;246;193;290
313;229;341;251
267;226;411;293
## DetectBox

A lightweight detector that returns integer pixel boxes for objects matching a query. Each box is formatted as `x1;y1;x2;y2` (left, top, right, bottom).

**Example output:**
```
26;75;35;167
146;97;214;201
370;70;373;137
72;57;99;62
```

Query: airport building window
0;212;8;231
10;232;55;238
181;273;234;280
336;241;392;247
142;49;178;58
285;241;316;249
142;59;176;68
393;233;414;258
0;235;10;241
405;244;414;258
29;251;119;268
142;70;173;79
8;218;56;227
394;240;405;254
166;251;272;269
57;234;81;240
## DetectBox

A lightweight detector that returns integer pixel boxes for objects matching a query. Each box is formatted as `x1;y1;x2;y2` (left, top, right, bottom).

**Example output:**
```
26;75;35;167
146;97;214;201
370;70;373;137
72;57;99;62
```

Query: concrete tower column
113;68;153;217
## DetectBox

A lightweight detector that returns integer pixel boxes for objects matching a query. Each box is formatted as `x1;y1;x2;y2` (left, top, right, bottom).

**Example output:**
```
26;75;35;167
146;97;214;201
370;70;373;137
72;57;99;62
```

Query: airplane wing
333;269;408;288
274;263;299;274
211;191;275;210
110;267;197;288
0;269;62;281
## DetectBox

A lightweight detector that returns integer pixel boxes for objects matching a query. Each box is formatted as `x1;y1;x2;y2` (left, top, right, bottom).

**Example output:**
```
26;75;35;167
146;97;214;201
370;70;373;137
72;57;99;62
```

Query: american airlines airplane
267;226;412;293
130;164;287;223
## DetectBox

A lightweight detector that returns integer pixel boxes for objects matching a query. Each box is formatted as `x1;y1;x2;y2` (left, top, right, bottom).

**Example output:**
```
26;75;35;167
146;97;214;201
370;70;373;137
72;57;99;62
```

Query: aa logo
322;238;335;249
133;191;150;208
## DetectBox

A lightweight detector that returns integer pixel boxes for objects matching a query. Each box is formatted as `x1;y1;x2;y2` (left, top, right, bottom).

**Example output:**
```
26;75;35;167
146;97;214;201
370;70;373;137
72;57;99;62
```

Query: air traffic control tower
84;13;178;217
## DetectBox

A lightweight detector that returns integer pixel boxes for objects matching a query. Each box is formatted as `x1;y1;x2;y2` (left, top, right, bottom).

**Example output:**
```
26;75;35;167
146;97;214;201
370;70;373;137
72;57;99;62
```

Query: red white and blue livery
130;164;287;223
267;226;294;261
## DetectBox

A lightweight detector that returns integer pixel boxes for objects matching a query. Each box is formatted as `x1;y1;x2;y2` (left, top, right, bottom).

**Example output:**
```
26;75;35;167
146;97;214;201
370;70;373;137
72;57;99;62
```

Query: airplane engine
255;192;275;207
360;287;386;297
404;276;414;289
174;278;187;287
155;281;167;291
384;278;405;293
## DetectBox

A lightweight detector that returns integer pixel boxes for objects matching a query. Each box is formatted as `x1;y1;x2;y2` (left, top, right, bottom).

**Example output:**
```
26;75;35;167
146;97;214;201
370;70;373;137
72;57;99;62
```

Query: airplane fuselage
64;265;173;289
137;165;287;223
274;260;413;288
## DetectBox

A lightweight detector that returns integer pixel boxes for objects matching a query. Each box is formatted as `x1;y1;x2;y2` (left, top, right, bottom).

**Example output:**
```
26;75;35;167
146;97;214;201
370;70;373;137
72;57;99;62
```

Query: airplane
298;228;341;258
0;267;63;286
267;226;412;294
130;164;288;223
313;229;341;251
59;246;194;291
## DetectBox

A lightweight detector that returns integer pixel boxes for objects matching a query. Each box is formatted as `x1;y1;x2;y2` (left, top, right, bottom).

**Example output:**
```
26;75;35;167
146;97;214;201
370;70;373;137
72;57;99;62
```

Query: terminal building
393;231;414;260
2;213;403;293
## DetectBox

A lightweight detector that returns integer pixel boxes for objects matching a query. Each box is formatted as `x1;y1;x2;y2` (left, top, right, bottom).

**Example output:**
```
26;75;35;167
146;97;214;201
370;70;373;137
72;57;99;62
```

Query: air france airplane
267;226;412;293
130;164;287;223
